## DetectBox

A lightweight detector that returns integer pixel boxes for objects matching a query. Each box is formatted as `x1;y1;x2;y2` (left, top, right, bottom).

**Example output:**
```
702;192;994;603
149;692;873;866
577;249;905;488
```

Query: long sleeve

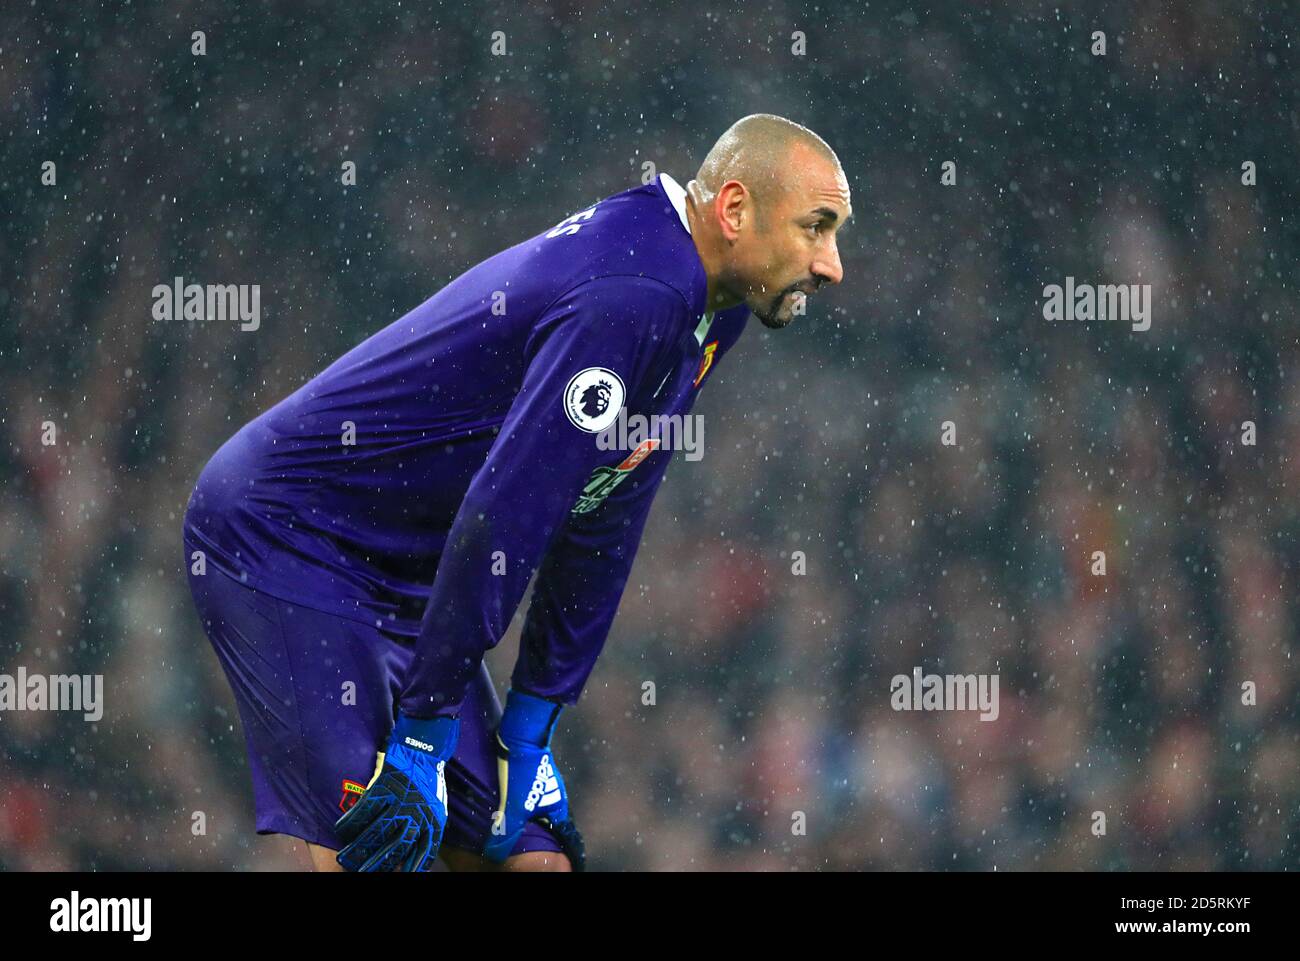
511;439;673;703
397;276;687;718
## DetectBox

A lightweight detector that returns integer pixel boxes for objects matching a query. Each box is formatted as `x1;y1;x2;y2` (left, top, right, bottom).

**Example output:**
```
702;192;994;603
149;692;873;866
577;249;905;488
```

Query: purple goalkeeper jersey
183;172;750;718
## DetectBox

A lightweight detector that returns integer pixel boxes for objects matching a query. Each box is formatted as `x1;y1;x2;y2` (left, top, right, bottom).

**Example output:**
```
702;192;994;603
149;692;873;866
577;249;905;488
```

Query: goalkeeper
183;114;849;871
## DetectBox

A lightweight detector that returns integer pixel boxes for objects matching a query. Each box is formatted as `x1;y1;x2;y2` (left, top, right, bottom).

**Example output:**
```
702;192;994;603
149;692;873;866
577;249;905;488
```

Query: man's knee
306;840;571;872
304;841;346;872
442;846;572;872
503;849;572;872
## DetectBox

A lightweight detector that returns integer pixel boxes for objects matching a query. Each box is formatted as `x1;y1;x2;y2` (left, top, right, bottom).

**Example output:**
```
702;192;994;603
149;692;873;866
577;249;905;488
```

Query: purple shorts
184;555;562;860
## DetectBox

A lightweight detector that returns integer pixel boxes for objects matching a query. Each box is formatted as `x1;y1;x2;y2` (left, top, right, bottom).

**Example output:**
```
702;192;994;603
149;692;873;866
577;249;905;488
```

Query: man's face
733;149;851;329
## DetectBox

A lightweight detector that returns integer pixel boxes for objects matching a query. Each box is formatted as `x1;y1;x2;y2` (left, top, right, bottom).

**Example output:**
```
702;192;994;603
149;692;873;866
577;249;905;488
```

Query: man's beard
757;288;797;329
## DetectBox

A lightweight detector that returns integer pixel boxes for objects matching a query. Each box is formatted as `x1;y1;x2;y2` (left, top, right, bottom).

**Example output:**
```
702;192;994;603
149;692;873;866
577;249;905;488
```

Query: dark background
1;0;1297;869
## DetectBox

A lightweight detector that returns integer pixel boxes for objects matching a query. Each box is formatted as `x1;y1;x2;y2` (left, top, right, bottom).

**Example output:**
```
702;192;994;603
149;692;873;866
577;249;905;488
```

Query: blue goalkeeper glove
334;712;460;872
483;689;585;869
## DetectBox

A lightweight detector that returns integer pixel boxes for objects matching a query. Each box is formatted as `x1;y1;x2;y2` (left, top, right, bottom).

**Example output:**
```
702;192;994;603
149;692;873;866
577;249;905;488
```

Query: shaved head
685;115;850;329
693;114;843;219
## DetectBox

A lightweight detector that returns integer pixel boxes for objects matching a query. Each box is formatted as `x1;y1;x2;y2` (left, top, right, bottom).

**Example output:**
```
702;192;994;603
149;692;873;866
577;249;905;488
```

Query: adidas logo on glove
524;754;563;812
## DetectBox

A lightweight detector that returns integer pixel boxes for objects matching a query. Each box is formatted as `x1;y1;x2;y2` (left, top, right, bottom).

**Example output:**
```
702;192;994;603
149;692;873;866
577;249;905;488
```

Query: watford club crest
339;779;366;812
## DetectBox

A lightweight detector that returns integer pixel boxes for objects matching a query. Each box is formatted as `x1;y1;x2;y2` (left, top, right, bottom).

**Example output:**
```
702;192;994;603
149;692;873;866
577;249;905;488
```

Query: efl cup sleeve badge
564;367;626;433
570;438;660;515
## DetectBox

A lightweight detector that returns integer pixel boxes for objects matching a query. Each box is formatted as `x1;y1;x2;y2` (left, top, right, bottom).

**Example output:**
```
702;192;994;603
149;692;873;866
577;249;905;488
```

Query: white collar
659;172;691;235
660;172;713;343
694;310;715;346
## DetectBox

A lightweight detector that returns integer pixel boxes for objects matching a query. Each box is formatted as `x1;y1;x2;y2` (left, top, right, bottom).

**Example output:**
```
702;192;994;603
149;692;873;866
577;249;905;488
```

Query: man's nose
813;241;843;287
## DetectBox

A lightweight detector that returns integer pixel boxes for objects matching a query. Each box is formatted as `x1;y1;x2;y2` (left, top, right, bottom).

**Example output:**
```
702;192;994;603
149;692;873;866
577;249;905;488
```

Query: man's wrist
392;711;460;757
499;688;564;747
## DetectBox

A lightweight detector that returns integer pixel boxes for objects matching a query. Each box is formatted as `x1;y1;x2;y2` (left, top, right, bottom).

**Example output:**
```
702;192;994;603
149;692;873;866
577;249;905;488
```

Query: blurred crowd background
2;1;1297;870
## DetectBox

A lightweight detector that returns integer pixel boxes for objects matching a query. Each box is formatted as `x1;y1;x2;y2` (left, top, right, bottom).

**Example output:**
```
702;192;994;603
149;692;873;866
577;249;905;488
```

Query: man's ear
717;181;750;241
